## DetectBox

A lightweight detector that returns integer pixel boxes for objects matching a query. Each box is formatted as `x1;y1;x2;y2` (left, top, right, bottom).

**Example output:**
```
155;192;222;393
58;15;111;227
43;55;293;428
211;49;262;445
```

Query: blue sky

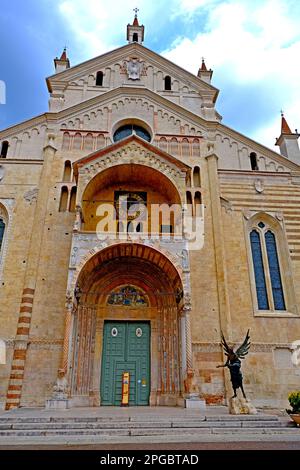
1;0;300;150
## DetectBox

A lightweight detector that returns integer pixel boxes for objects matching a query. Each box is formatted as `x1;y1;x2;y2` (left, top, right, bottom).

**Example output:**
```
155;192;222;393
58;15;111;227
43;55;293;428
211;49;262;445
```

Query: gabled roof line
46;42;218;98
73;133;191;175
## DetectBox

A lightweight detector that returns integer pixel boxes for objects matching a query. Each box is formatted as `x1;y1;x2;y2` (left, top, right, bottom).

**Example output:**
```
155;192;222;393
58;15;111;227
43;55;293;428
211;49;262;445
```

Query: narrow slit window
0;141;8;158
96;71;104;86
164;76;172;91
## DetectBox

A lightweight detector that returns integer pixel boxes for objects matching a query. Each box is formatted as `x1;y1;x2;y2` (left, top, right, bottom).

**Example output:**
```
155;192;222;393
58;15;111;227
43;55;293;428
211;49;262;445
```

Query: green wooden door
101;321;150;406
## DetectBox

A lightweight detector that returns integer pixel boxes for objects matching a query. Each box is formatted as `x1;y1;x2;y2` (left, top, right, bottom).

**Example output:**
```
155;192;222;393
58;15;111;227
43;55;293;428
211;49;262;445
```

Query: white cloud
57;0;300;150
58;0;154;59
163;0;300;149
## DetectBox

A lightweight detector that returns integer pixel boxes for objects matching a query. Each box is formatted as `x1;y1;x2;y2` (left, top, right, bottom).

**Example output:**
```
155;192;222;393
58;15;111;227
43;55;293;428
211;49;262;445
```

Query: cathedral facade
1;16;300;410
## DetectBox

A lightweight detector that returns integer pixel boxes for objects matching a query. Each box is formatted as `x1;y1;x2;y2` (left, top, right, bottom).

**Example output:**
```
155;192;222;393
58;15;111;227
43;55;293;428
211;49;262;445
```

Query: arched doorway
69;243;185;407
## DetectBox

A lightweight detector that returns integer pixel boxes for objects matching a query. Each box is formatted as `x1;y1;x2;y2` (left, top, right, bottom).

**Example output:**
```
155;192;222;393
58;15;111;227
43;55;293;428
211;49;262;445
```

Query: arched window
164;76;172;91
186;171;191;187
0;141;9;158
59;187;68;212
193;166;201;187
69;186;77;212
186;191;193;217
249;220;285;311
63;160;72;182
132;33;138;42
250;152;259;171
96;71;104;86
0;219;5;251
113;124;151;143
194;191;202;217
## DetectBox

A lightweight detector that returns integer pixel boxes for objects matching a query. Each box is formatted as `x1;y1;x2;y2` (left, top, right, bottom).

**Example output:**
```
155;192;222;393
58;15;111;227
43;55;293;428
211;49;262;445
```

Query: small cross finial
133;7;139;16
281;109;284;117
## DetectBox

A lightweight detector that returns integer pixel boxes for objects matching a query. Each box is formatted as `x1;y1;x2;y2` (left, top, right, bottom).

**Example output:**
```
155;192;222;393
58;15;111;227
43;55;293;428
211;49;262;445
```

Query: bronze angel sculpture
216;330;251;399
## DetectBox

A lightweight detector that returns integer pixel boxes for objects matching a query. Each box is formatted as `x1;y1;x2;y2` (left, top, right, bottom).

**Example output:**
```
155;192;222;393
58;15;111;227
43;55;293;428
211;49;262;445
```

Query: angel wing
234;329;251;359
220;331;232;357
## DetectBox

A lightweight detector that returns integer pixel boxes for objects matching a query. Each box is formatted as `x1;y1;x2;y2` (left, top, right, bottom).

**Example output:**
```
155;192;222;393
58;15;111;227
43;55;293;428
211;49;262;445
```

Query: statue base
45;392;70;410
229;397;257;415
184;393;206;410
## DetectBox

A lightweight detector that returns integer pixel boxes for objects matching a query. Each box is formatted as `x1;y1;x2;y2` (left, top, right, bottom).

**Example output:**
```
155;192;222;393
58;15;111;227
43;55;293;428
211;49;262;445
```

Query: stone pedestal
45;398;70;410
184;393;206;410
45;391;70;410
229;397;257;415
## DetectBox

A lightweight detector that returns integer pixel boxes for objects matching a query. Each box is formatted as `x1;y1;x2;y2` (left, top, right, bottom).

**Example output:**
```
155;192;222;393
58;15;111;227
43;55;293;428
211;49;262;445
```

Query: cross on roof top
133;7;139;16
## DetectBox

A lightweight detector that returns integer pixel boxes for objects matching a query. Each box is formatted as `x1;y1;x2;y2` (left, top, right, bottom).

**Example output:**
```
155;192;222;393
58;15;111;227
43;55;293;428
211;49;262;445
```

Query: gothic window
249;220;285;311
0;219;5;252
96;71;104;86
250;152;259;170
0;141;9;158
164;76;172;91
113;124;151;143
265;231;285;310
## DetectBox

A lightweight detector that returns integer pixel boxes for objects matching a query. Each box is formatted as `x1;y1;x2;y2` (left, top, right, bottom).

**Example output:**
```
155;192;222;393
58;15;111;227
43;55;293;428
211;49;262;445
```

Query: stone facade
0;17;300;410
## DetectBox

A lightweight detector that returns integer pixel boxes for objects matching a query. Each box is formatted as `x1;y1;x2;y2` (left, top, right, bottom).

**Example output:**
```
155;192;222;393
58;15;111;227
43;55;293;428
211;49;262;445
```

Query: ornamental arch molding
69;241;189;300
76;142;187;205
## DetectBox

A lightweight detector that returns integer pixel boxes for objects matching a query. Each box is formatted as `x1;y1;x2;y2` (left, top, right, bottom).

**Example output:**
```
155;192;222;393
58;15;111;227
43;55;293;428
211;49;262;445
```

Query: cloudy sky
1;0;300;150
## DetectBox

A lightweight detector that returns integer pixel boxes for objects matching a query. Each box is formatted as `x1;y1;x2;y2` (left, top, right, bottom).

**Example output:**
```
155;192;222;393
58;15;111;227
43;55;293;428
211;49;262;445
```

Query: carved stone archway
61;243;193;407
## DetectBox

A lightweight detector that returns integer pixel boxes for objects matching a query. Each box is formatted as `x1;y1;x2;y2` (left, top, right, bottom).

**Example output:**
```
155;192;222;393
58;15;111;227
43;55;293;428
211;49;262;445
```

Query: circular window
113;124;151;143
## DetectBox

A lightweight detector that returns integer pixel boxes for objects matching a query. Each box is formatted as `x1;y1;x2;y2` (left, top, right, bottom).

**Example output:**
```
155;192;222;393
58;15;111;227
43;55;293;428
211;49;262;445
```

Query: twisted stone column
180;295;198;397
59;291;74;375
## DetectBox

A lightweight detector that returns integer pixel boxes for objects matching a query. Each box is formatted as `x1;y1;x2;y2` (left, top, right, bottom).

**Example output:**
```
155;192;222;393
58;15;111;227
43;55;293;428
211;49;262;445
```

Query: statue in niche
216;330;251;399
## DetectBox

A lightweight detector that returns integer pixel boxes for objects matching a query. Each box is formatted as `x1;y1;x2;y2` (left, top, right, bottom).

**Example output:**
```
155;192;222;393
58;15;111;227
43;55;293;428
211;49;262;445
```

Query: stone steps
0;413;297;438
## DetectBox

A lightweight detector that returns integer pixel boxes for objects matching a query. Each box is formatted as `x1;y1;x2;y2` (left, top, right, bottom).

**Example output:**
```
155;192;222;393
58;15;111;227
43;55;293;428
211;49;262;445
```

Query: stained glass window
250;230;269;310
265;231;285;310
